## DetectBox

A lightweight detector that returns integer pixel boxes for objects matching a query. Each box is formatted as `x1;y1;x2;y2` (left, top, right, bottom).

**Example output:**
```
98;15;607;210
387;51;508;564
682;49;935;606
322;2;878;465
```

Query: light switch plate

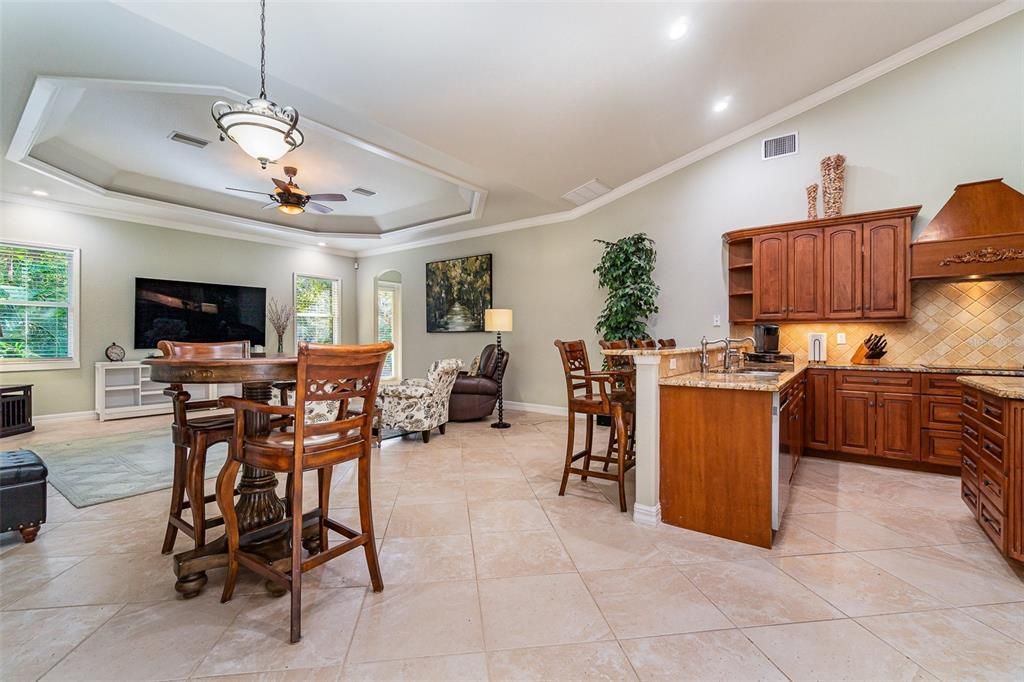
837;332;847;345
713;314;721;327
669;358;677;370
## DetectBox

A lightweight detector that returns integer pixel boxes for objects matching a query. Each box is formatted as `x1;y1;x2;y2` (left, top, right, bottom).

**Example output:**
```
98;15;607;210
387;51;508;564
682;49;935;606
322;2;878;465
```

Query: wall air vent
762;132;798;160
562;178;612;206
168;131;210;149
352;187;376;197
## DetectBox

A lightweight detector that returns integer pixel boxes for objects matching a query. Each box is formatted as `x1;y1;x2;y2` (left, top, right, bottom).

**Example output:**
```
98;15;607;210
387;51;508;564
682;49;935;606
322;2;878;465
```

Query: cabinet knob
872;378;880;385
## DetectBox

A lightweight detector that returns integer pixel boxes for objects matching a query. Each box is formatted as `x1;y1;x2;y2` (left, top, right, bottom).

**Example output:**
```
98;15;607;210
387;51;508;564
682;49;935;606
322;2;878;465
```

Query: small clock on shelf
104;342;126;362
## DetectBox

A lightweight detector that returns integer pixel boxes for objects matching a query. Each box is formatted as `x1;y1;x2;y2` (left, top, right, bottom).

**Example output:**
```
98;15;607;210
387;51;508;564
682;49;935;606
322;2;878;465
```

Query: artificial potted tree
593;232;660;425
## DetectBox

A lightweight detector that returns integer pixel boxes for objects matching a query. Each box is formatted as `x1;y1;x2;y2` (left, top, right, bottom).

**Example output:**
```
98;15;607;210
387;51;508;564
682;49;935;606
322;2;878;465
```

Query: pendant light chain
259;0;267;99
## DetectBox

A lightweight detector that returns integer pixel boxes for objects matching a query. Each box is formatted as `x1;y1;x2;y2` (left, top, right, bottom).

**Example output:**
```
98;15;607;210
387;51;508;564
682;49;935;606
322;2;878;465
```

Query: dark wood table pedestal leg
173;381;318;598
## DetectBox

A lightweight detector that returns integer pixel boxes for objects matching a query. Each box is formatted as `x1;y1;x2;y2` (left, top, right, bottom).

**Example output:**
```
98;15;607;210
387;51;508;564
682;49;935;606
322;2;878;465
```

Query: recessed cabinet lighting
31;189;49;196
712;97;732;113
668;17;689;40
317;242;327;247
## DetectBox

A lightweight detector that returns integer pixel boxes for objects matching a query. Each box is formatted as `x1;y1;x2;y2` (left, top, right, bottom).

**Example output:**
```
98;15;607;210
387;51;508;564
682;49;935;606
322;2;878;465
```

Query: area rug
31;430;227;508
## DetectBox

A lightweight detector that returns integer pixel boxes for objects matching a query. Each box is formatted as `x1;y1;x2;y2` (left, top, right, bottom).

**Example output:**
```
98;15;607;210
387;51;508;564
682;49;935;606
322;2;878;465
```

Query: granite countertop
957;375;1024;400
602;346;702;356
661;360;1024;392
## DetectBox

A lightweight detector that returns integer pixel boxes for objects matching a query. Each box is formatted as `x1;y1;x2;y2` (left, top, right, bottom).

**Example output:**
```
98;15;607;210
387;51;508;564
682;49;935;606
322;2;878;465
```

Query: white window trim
292;272;341;352
0;239;81;372
376;280;402;382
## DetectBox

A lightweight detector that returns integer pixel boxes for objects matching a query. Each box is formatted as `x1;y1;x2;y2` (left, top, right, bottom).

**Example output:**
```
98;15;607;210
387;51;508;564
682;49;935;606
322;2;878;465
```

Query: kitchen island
659;368;805;548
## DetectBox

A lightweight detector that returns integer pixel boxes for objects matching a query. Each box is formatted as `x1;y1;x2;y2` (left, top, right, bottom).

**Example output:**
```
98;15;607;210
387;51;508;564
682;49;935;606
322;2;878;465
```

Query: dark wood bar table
144;353;319;598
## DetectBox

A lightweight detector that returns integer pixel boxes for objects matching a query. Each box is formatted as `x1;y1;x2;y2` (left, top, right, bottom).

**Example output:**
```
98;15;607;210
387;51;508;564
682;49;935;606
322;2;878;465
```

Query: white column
632;355;662;526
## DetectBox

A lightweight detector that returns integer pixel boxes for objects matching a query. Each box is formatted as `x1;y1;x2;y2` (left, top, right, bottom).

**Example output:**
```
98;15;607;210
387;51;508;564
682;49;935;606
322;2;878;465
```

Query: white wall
1;202;357;415
355;13;1024;409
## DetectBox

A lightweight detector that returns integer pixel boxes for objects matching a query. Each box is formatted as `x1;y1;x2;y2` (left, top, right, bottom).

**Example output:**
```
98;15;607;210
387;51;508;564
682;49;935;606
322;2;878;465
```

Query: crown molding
0;193;359;258
7;76;487;242
356;1;1022;258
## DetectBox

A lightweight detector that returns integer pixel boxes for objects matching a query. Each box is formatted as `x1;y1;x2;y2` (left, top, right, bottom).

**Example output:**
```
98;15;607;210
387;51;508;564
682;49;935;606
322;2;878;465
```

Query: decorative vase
276;335;284;353
820;154;846;218
806;183;819;220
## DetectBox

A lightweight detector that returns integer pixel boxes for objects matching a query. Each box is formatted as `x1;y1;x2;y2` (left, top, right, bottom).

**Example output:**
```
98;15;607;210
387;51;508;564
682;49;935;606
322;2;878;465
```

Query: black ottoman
1;449;48;543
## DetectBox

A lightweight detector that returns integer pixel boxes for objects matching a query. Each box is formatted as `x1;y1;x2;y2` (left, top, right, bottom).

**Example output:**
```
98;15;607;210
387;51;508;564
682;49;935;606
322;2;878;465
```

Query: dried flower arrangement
267;297;294;353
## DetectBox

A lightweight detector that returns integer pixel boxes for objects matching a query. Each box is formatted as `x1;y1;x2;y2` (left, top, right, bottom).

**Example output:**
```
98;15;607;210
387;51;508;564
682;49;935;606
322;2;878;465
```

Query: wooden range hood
911;179;1024;279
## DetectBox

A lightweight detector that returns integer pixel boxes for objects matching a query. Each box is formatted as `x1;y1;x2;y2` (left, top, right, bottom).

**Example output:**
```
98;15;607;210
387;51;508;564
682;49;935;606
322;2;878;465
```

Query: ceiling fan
226;166;347;215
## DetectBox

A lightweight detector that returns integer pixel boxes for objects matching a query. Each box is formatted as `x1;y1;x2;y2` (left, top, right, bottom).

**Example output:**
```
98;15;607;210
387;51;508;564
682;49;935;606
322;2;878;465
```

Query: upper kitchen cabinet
724;206;920;323
864;219;909;318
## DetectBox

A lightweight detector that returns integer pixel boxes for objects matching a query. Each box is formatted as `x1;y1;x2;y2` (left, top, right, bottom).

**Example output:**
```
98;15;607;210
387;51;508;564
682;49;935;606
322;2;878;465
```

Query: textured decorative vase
820;154;846;218
806;183;819;220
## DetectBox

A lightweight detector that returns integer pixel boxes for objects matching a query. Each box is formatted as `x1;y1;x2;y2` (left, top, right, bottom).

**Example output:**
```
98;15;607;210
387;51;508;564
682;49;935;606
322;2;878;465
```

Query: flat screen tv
134;277;266;349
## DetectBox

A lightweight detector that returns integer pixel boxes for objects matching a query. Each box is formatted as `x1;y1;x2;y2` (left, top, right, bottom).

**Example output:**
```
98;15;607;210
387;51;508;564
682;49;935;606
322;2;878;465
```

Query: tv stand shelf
94;361;239;421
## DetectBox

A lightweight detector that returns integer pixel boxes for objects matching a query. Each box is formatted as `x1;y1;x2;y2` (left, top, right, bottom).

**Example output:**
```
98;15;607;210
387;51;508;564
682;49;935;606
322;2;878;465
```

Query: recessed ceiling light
712;97;732;113
668;17;689;40
317;242;327;247
31;189;49;196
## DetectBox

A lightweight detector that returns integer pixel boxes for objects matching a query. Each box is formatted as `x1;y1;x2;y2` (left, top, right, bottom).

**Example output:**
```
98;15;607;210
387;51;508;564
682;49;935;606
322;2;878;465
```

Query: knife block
851;342;882;365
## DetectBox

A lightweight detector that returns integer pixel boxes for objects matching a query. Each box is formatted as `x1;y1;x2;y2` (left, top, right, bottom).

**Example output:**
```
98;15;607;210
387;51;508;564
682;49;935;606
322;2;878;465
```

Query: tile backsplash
739;278;1024;368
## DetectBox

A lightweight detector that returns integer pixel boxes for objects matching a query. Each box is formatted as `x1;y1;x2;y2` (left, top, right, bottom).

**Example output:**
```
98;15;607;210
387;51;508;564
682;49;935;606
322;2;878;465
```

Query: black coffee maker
754;323;780;354
746;324;793;366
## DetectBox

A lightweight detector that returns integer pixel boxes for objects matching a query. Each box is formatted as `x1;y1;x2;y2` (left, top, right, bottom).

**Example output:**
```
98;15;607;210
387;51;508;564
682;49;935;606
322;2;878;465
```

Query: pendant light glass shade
212;97;303;168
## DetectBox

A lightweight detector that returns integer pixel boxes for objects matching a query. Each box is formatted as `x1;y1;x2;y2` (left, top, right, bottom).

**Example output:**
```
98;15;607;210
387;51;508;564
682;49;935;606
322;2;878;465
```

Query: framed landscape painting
425;254;492;332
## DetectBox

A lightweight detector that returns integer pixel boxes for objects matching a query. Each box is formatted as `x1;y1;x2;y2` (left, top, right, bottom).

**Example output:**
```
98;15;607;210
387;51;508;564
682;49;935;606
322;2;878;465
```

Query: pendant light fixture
212;0;303;169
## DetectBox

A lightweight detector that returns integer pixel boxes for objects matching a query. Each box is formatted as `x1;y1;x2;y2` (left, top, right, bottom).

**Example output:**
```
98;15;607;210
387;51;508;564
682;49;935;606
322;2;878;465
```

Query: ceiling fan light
277;203;304;215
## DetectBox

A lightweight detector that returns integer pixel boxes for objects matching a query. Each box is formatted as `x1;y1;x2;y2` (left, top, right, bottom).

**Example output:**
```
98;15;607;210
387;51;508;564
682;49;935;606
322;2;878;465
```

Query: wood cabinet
752;233;787;320
863;220;909;318
805;369;834;451
787;229;825;319
807;369;968;469
959;383;1023;563
823;224;862;319
724;206;919;322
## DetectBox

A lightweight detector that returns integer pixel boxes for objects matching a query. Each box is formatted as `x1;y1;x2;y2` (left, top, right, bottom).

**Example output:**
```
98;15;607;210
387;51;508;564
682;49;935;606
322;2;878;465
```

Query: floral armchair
376;358;463;443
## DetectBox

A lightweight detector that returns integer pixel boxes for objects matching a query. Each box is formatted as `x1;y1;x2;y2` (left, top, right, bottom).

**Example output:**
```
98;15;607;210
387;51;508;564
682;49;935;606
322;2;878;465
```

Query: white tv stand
94;361;239;421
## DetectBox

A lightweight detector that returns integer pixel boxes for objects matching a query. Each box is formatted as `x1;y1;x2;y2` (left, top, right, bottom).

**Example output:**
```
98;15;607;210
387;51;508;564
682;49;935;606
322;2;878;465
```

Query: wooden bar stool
658;338;677;349
632;338;657;349
159;340;251;554
217;341;392;643
554;339;636;512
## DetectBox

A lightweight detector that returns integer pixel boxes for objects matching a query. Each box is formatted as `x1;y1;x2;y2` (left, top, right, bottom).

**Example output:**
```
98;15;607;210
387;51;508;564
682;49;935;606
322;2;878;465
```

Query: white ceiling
0;1;1010;254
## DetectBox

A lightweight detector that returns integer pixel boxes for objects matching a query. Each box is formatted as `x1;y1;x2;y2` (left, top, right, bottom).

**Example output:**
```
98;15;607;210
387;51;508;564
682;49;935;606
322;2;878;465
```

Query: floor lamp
485;308;512;429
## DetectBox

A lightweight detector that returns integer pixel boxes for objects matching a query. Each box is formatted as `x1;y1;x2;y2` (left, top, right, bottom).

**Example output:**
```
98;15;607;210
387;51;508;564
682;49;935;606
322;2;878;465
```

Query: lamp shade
484;308;513;332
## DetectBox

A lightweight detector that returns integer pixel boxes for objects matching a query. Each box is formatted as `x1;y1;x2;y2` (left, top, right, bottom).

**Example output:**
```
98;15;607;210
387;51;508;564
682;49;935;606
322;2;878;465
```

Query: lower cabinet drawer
979;460;1006;512
921;429;962;467
960;449;980;485
836;370;919;394
961;416;982;454
961;387;981;417
979;428;1006;474
961;477;980;517
978;496;1006;551
921;395;962;431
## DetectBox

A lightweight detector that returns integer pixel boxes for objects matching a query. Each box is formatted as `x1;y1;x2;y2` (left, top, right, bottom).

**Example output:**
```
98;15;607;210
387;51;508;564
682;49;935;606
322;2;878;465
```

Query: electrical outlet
669;358;678;370
837;332;847;345
713;314;721;327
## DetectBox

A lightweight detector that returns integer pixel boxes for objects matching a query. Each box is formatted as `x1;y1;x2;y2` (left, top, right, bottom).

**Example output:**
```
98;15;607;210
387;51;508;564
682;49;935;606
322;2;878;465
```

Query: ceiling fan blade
307;193;347;202
272;178;291;192
262;202;279;210
306;202;333;214
226;187;274;197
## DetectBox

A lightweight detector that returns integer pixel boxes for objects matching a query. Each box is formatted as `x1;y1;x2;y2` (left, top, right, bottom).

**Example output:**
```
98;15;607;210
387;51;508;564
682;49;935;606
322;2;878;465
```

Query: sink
709;369;782;380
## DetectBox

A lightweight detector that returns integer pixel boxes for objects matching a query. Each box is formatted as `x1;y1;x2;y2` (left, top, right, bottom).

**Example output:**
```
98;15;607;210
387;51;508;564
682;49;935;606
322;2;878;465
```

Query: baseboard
33;410;99;424
632;502;662;527
503;400;568;417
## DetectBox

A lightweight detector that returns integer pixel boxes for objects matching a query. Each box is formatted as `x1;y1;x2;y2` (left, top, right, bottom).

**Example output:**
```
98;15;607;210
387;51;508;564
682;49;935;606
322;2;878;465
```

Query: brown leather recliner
449;344;510;421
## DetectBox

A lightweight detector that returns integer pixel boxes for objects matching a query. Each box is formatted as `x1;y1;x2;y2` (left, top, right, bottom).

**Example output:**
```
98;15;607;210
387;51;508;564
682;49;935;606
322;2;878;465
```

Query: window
0;241;80;371
294;274;340;347
376;281;401;380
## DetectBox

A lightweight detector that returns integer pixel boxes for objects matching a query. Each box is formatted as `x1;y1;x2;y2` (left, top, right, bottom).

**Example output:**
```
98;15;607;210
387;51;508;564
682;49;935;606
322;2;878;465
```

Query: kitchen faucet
701;335;756;373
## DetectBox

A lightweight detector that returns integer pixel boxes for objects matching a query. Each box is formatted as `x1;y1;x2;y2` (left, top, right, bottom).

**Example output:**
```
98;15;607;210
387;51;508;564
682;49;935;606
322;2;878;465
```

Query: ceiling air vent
762;132;798;160
352;187;376;197
562;178;611;206
168;131;210;149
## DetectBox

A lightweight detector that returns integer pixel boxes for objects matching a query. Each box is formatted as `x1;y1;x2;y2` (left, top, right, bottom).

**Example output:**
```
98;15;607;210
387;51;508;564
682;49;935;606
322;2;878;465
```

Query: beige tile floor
2;410;1023;681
